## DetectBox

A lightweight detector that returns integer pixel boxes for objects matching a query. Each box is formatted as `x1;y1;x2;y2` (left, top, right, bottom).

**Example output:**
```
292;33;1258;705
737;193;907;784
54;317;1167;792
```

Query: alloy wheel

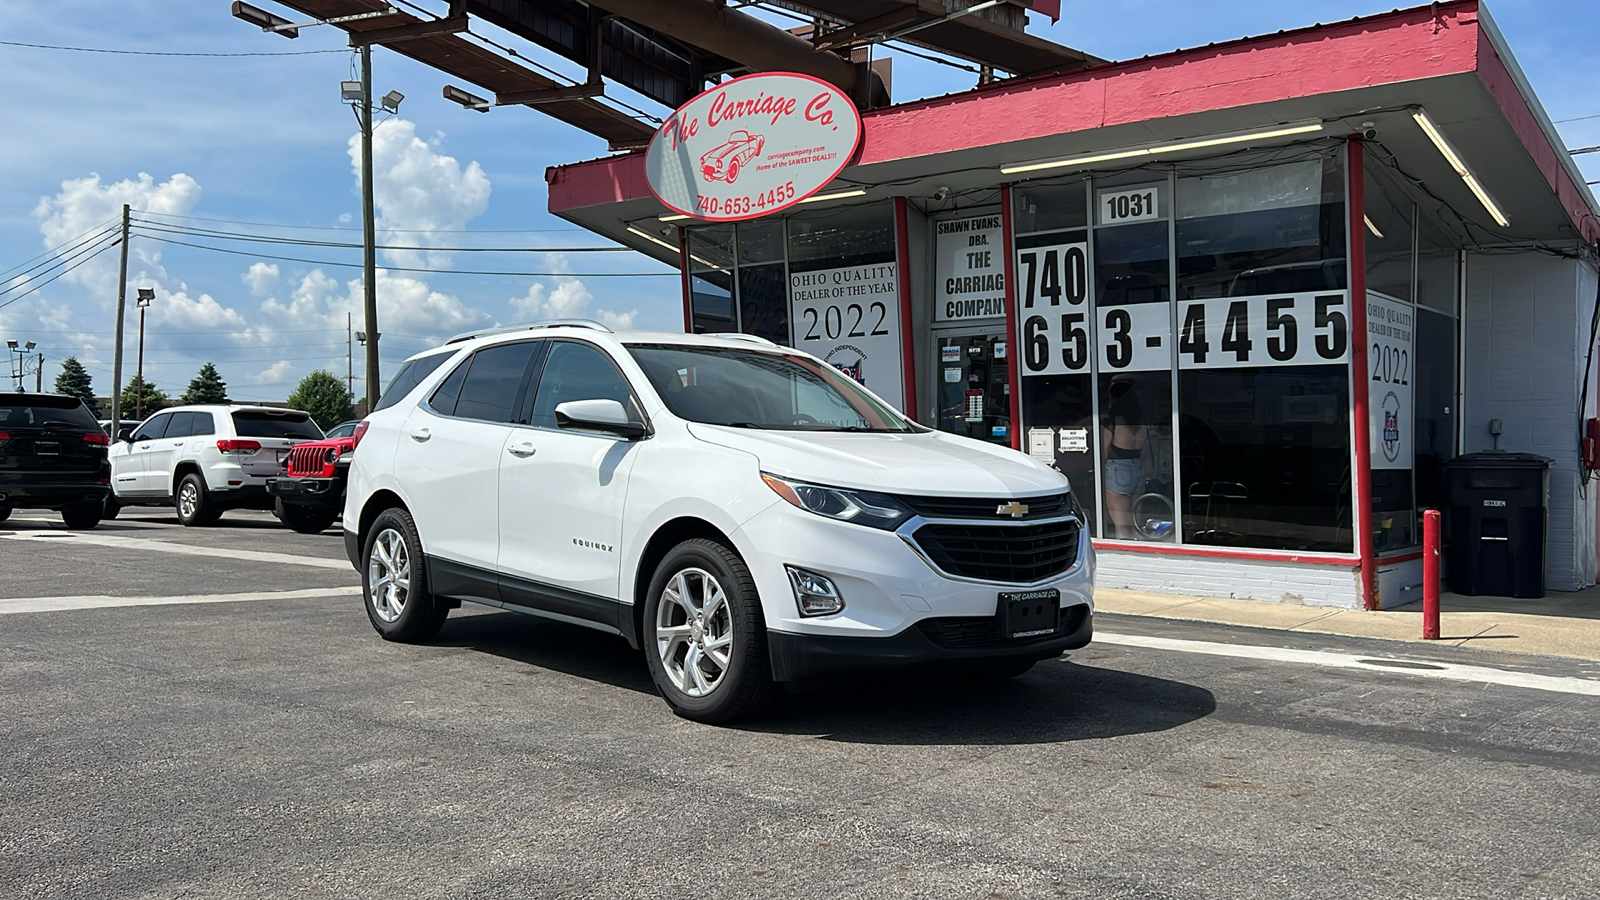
177;481;199;520
367;527;411;623
654;567;733;698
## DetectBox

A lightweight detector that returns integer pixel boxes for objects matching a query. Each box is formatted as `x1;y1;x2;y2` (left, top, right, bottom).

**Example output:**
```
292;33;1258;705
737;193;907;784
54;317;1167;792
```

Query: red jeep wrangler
266;421;361;534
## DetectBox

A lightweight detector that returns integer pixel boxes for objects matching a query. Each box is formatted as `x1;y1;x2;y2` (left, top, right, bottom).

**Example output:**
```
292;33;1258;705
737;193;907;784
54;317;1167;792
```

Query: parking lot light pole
135;288;154;419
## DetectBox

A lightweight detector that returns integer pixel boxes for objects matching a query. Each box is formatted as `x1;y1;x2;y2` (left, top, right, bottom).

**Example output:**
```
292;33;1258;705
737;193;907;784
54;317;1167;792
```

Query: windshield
627;344;917;433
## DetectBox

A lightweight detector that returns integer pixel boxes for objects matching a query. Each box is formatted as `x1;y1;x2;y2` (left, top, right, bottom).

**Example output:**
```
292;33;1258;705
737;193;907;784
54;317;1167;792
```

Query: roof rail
706;332;777;346
446;319;613;345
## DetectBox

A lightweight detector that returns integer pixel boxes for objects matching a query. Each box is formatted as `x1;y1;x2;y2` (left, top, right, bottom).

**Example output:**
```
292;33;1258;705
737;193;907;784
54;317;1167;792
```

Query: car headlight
1065;490;1085;522
761;473;911;530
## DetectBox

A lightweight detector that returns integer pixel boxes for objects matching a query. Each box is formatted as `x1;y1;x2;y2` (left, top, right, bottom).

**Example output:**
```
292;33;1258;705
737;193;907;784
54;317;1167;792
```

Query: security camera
932;186;951;202
1362;127;1378;141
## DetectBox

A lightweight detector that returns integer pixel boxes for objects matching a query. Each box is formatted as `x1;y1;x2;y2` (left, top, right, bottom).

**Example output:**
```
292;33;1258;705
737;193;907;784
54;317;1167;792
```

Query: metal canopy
269;0;655;147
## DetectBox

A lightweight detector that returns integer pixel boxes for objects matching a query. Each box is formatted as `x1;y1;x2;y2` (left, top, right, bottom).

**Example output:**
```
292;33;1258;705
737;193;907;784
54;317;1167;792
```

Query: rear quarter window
374;351;456;413
231;411;323;439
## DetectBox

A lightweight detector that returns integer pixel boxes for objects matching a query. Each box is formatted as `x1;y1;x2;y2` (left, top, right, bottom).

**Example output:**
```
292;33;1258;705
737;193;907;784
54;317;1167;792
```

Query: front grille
898;492;1073;521
917;605;1089;649
912;519;1081;583
286;445;327;477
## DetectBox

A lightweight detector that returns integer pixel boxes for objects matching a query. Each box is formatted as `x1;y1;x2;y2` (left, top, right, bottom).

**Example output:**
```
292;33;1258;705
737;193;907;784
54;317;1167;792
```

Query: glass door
931;327;1011;446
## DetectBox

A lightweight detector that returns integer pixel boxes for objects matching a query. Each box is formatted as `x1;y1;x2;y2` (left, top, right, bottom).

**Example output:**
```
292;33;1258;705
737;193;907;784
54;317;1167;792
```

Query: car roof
436;322;792;356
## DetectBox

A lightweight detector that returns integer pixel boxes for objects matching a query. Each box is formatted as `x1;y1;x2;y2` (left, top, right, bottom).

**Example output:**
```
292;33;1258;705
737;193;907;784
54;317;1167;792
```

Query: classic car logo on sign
645;72;863;222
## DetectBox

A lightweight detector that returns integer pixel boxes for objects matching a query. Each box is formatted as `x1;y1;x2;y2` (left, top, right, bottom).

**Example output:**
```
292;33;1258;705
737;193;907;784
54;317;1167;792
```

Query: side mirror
117;427;134;443
554;399;648;440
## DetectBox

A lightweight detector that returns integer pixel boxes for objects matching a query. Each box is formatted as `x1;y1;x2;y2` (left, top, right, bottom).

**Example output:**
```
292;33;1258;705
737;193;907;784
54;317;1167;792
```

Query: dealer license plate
35;441;60;456
998;588;1060;639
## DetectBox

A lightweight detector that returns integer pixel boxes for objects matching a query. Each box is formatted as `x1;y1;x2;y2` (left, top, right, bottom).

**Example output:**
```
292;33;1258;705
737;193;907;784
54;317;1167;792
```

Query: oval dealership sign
645;72;862;222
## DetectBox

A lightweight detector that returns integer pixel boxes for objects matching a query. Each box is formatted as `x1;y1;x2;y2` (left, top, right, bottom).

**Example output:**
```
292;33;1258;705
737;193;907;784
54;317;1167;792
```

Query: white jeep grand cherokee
344;322;1094;722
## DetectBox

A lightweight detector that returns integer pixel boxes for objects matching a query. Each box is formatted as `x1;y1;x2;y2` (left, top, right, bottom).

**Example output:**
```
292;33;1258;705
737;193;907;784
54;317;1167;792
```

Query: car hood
686;424;1071;497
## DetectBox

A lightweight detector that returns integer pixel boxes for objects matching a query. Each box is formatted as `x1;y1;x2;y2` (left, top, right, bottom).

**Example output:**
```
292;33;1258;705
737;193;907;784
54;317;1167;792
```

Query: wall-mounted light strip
625;225;726;270
1363;215;1384;239
658;213;690;222
1412;109;1510;228
1000;121;1326;175
797;188;867;204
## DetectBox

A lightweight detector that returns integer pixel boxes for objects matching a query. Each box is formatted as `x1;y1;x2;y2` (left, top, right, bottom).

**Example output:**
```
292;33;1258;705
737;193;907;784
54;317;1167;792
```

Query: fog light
785;566;844;617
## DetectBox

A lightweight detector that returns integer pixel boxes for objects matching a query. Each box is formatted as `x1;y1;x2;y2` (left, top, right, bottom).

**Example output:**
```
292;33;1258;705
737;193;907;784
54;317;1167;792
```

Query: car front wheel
276;499;337;535
642;539;776;724
362;507;447;642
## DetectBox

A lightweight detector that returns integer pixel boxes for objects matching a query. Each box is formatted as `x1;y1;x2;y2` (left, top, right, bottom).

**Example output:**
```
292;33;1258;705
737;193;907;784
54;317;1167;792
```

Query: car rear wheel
102;495;120;519
362;507;447;642
61;501;102;530
0;505;11;522
642;539;777;724
175;473;221;527
276;499;337;535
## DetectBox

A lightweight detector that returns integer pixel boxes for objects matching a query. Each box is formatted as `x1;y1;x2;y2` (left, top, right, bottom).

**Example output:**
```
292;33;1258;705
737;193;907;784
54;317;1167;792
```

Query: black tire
278;501;337;535
102;495;121;520
642;538;777;724
362;507;447;642
174;473;221;527
0;505;11;522
61;501;102;530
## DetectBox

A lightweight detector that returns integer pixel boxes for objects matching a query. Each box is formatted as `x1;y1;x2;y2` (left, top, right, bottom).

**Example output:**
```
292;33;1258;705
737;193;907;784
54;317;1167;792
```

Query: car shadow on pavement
435;611;1215;743
434;610;658;696
750;660;1217;745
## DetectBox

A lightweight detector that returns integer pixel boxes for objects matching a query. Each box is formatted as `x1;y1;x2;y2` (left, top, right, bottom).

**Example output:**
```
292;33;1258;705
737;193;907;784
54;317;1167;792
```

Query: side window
452;342;541;423
190;411;216;436
133;414;171;442
165;412;195;438
529;342;638;429
427;360;470;417
375;351;455;413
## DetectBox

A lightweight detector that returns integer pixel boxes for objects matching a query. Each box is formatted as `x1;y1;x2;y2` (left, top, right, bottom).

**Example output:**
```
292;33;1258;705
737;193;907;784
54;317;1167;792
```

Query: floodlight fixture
5;340;15;351
443;84;491;112
381;90;404;113
356;331;367;344
136;288;156;308
342;81;364;103
24;341;36;351
231;2;300;38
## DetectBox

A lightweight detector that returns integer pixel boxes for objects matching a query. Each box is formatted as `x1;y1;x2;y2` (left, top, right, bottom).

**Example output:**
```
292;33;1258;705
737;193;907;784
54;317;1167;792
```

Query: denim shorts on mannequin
1104;458;1145;496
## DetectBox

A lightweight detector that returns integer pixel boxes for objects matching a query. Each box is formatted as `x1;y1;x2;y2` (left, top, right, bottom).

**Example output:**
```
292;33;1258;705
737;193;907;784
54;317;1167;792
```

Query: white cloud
242;262;279;298
350;119;491;269
252;359;294;385
33;172;201;298
509;254;638;330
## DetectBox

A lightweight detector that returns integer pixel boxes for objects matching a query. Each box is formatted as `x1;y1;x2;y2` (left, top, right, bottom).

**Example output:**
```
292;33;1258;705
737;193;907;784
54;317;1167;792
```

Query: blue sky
1;0;1595;403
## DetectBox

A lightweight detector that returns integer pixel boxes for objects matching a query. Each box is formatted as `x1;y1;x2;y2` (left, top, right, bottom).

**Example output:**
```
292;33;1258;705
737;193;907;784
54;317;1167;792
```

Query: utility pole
359;43;381;411
346;311;355;399
35;354;43;393
110;204;131;434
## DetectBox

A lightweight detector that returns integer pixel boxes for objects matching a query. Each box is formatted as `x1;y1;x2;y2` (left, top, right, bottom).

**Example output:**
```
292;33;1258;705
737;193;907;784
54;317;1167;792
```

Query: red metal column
1000;183;1022;451
678;226;692;333
894;197;920;421
1349;139;1378;609
1423;508;1441;639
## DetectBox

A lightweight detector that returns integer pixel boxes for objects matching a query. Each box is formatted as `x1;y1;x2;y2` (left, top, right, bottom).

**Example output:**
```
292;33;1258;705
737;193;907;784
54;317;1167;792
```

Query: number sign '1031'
1099;187;1160;224
1175;292;1350;369
1017;241;1090;375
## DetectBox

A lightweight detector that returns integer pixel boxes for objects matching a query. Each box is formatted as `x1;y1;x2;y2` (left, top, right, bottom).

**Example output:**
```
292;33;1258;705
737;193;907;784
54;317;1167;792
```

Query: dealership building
536;1;1600;610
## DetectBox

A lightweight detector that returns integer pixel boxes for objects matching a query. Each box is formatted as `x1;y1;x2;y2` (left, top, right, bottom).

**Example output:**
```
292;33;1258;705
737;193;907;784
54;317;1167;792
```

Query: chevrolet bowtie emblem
997;501;1029;518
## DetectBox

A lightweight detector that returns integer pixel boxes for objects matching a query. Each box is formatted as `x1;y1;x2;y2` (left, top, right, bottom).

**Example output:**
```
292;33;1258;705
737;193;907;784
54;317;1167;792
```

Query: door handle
507;442;537;458
409;428;432;443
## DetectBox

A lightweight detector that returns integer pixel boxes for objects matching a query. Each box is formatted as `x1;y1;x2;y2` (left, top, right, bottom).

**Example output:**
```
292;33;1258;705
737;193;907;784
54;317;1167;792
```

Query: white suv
109;405;323;526
344;323;1094;723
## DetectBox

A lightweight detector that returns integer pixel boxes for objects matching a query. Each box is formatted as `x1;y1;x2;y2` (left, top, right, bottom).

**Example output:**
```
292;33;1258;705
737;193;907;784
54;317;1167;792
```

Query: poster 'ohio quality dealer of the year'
788;263;905;410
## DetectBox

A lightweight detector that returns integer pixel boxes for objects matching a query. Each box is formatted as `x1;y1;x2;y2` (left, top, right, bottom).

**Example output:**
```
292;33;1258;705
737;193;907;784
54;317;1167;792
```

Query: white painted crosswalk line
1094;631;1600;697
0;587;361;615
0;530;351;569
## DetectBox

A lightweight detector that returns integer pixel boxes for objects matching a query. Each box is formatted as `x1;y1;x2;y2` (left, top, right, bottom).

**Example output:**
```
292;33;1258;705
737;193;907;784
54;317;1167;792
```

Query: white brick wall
1095;549;1363;608
1463;251;1600;591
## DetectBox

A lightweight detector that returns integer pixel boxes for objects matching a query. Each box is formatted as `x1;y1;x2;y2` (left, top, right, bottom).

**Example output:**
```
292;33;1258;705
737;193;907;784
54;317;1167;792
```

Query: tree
54;357;97;412
287;369;353;431
119;376;169;419
181;362;229;404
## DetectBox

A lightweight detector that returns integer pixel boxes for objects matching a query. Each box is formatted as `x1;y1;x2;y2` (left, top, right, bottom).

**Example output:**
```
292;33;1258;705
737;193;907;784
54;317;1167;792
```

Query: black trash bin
1444;452;1551;598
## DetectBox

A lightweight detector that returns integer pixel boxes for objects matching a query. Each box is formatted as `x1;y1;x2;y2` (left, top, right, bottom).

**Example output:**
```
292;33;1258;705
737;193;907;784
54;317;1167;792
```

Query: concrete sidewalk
1095;585;1600;662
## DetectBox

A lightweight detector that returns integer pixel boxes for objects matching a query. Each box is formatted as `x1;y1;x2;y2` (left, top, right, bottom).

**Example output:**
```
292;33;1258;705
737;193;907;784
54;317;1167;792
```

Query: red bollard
1423;508;1441;640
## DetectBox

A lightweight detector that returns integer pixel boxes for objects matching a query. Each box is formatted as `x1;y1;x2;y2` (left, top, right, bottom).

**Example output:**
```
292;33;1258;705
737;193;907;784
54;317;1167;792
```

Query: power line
0;215;121;281
129;218;631;252
1556;114;1600;124
136;210;588;234
0;225;122;293
0;39;345;57
0;234;123;310
139;234;676;276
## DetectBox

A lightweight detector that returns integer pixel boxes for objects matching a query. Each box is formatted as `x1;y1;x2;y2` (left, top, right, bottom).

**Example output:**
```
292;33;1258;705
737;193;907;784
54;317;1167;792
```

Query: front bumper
768;605;1092;682
0;479;110;510
266;475;344;509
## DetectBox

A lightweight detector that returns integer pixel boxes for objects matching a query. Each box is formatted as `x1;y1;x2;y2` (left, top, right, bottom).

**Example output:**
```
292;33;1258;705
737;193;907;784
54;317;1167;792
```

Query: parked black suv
0;393;112;529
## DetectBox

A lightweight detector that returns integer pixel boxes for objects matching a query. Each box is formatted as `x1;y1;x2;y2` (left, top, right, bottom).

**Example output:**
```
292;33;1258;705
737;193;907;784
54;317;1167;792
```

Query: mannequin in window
1102;373;1147;539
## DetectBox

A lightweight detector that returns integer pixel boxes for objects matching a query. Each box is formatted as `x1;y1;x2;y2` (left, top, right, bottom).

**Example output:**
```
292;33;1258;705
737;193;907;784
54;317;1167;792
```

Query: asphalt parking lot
5;510;1600;899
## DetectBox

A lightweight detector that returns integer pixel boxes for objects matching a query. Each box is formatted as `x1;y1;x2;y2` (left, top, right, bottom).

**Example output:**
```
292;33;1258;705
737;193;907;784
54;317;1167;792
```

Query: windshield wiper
713;421;769;429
